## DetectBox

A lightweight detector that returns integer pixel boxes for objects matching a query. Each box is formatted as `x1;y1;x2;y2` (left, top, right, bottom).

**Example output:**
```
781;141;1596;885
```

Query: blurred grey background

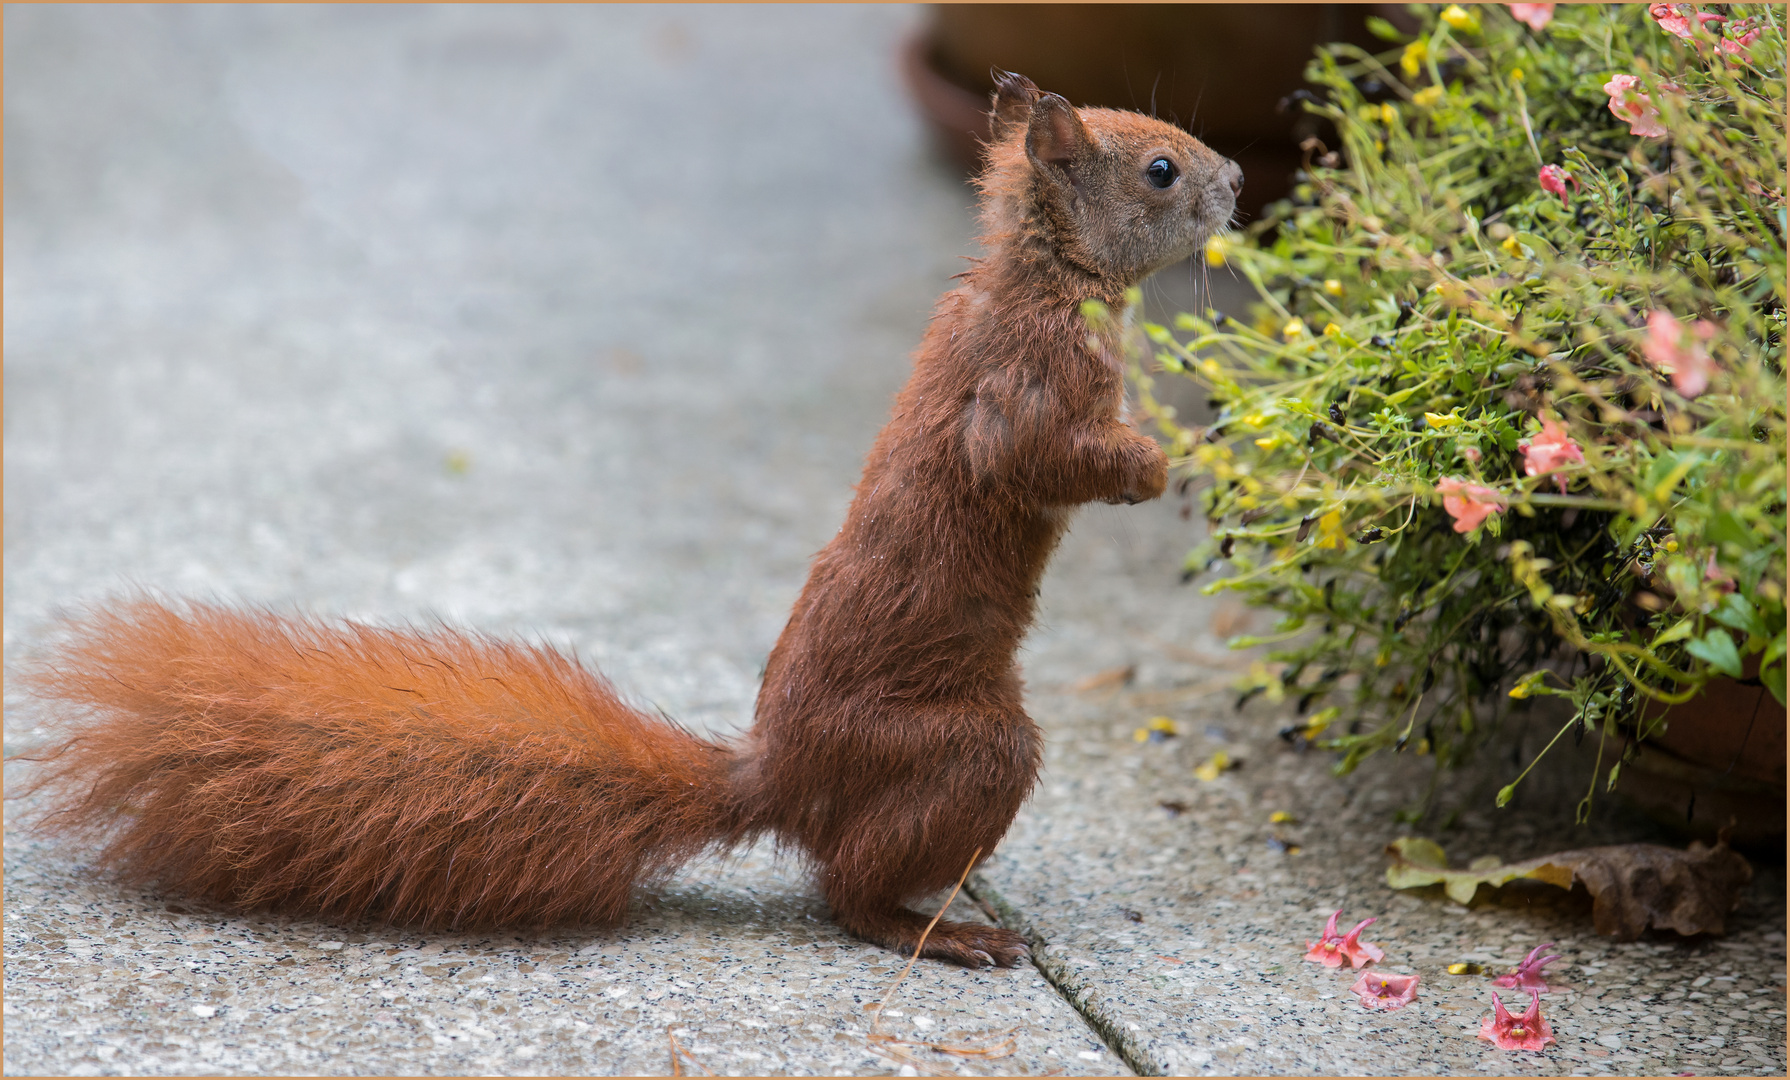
6;4;982;733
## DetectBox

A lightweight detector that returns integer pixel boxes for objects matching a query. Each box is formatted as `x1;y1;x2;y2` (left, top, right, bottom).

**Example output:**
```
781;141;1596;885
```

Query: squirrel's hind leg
802;704;1040;969
836;906;1029;969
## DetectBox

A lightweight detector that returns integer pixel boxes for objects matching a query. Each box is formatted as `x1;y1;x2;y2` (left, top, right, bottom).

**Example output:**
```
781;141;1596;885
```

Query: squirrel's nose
1221;159;1244;198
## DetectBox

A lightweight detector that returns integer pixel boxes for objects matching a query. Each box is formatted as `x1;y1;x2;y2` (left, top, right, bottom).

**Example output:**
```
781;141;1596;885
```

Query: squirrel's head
979;70;1243;292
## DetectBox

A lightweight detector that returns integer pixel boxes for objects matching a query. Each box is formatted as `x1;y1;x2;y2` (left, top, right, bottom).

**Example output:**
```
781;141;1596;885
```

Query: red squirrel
15;72;1240;968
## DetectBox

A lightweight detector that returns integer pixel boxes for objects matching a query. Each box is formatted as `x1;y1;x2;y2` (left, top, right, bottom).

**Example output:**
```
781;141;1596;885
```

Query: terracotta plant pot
1615;673;1786;851
898;3;1391;220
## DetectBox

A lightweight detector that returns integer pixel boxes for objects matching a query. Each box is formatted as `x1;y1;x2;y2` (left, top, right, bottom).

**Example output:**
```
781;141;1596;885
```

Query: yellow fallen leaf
1194;750;1233;782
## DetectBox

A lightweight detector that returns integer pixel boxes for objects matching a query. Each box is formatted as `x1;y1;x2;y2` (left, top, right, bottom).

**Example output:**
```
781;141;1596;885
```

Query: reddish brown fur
15;600;743;930
13;74;1238;966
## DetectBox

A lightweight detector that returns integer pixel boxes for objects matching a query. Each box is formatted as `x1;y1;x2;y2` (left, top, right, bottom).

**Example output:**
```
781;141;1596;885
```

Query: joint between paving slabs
963;872;1166;1077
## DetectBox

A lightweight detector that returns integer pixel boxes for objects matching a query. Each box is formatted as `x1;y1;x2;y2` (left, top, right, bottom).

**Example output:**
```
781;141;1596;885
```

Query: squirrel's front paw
1109;439;1168;504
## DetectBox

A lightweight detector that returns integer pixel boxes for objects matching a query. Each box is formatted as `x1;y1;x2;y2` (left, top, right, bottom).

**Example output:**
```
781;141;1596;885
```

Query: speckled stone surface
5;5;1784;1078
974;537;1788;1075
3;834;1121;1076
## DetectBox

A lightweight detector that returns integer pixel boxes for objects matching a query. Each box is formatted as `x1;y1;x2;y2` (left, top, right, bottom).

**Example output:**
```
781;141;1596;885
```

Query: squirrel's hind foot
843;909;1031;969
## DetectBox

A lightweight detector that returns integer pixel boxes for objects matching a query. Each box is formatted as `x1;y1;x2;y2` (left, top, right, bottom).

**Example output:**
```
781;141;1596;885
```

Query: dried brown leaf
1386;832;1752;941
1069;664;1135;692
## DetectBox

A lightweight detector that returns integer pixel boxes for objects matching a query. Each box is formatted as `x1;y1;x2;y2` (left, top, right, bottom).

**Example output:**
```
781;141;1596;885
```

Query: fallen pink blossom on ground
1519;417;1583;492
1479;989;1556;1051
1351;970;1420;1009
1604;74;1667;138
1492;943;1561;992
1437;478;1504;533
1304;910;1385;969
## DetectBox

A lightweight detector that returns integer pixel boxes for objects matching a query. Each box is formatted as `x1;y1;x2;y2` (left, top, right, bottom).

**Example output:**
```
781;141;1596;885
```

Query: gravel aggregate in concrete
3;834;1119;1076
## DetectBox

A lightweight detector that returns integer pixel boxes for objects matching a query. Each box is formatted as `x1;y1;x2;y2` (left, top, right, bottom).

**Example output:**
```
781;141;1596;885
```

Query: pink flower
1351;969;1421;1009
1478;989;1556;1051
1642;310;1719;397
1519;416;1583;493
1436;478;1505;534
1459;446;1481;464
1304;910;1385;969
1603;74;1667;138
1492;943;1561;992
1649;3;1722;39
1537;164;1579;208
1651;5;1762;62
1705;551;1737;594
1718;20;1762;62
1507;3;1554;31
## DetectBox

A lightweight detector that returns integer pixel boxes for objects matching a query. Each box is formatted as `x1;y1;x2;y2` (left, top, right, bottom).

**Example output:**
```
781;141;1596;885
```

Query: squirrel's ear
1024;92;1094;173
989;69;1038;139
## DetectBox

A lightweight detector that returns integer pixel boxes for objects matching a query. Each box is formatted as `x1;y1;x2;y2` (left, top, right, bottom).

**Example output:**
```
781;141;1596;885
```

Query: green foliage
1132;4;1786;812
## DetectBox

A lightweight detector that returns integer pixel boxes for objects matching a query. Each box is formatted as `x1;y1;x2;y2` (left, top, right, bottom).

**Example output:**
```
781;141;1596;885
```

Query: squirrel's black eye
1145;158;1179;189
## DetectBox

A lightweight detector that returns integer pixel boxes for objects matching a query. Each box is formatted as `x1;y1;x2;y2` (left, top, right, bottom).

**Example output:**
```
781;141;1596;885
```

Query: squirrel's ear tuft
1024;92;1094;172
989;69;1038;140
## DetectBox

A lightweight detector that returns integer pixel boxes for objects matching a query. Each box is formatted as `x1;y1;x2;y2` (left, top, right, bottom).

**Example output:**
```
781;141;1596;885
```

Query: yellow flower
1424;411;1462;428
1441;4;1480;33
1510;67;1525;82
1193;750;1232;782
1380;102;1399;126
1400;40;1427;79
1323;322;1342;337
1204;235;1228;267
1507;671;1548;700
1500;234;1526;258
1323;278;1344;296
1314;510;1348;550
1282;319;1308;341
1413;86;1445;108
1269;810;1298;824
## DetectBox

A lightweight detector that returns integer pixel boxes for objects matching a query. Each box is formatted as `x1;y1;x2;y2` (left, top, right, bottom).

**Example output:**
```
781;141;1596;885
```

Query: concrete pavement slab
4;834;1122;1076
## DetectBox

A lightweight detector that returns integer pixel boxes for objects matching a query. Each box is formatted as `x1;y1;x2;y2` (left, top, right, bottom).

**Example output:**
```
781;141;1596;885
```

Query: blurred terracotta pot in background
899;3;1389;220
1618;673;1787;852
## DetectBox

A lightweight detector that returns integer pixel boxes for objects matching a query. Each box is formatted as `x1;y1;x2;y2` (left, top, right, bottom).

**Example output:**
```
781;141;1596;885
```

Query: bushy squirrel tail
11;598;748;930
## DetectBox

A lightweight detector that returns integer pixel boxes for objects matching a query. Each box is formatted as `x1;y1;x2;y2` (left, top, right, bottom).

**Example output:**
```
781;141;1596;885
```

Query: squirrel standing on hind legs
15;72;1241;969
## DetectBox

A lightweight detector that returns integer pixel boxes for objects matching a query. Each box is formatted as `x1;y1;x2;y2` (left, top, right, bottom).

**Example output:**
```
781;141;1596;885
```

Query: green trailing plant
1124;2;1786;818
